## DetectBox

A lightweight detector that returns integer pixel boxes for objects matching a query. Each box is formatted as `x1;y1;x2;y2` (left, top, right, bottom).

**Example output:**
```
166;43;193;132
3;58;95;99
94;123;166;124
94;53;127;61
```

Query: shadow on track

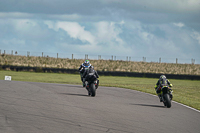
131;103;165;108
59;93;88;97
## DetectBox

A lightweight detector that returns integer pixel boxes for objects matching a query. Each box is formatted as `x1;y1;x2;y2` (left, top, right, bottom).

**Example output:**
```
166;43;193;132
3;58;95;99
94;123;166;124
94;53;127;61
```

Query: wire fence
0;49;198;64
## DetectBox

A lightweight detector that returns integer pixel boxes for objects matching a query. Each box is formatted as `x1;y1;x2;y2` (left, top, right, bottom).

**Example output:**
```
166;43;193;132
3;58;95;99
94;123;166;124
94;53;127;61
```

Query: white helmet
160;75;166;79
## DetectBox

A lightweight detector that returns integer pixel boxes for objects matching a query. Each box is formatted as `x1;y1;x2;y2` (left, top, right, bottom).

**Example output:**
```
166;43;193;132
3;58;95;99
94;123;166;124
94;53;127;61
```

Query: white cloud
55;21;96;45
173;22;185;28
119;20;125;25
48;14;81;20
37;20;126;48
0;12;34;19
52;20;131;56
140;31;155;42
14;19;37;31
95;21;124;45
192;31;200;44
44;20;55;29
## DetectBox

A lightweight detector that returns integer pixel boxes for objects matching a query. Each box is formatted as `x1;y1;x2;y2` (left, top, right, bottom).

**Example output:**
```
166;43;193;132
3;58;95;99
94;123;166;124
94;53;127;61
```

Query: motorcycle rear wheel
163;94;171;108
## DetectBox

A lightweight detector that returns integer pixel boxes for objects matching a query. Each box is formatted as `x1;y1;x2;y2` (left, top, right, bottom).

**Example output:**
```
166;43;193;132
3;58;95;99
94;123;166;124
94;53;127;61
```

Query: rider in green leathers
155;75;173;102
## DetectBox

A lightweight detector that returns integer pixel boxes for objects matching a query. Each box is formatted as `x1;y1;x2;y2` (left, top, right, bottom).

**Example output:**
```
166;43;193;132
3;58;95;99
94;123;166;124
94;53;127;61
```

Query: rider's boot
88;90;91;96
158;95;163;102
85;84;90;96
169;89;173;99
83;78;86;87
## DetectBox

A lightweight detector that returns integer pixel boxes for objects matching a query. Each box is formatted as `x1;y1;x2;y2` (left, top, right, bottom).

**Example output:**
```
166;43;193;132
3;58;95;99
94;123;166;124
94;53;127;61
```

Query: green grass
1;70;200;110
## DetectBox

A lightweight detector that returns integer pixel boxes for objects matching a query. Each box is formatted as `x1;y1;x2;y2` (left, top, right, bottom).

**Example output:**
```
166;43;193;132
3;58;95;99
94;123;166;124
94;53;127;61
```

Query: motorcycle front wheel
90;83;96;97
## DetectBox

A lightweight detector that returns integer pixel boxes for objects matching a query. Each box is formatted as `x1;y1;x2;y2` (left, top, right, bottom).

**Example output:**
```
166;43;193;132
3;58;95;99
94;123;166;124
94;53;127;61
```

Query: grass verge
1;70;200;110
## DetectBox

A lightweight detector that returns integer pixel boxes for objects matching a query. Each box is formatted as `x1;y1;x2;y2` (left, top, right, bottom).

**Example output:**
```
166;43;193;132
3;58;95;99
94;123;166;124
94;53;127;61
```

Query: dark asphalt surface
0;80;199;133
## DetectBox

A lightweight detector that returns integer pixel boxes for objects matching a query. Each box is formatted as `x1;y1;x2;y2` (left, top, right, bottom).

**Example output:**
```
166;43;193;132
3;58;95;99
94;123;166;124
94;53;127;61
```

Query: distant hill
1;54;200;75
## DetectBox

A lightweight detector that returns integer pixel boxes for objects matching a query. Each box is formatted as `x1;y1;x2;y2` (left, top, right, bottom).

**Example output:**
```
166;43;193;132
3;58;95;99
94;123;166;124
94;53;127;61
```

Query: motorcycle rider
155;75;173;102
78;59;93;87
82;66;99;90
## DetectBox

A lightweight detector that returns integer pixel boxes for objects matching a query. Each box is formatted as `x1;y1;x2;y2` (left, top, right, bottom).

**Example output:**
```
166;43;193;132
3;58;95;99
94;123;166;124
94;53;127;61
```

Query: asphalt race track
0;80;199;133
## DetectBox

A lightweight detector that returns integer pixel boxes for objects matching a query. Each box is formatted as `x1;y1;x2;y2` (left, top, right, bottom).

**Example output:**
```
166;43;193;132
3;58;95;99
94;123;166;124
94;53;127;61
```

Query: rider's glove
169;84;173;87
154;85;158;90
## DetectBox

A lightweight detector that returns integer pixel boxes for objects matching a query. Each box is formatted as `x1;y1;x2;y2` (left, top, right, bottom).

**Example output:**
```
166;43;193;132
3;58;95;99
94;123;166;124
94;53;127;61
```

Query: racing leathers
78;61;93;86
82;67;99;87
155;76;173;102
78;62;92;73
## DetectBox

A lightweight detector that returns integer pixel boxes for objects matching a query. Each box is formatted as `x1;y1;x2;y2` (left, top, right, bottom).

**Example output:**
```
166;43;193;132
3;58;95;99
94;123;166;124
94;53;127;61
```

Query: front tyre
164;94;171;108
90;83;96;97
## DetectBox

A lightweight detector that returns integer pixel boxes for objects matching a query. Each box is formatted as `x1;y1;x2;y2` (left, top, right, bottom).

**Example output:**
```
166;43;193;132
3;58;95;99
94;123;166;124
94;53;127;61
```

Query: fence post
27;51;30;57
98;55;101;60
176;58;178;64
159;58;161;63
0;50;1;55
115;56;116;60
42;52;43;57
11;50;13;55
72;54;73;59
143;57;146;62
192;59;195;64
85;54;88;59
57;53;58;59
4;50;5;55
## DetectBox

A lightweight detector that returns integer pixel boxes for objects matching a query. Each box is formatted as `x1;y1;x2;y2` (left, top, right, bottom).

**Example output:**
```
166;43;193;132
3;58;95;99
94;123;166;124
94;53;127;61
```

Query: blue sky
0;0;200;63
